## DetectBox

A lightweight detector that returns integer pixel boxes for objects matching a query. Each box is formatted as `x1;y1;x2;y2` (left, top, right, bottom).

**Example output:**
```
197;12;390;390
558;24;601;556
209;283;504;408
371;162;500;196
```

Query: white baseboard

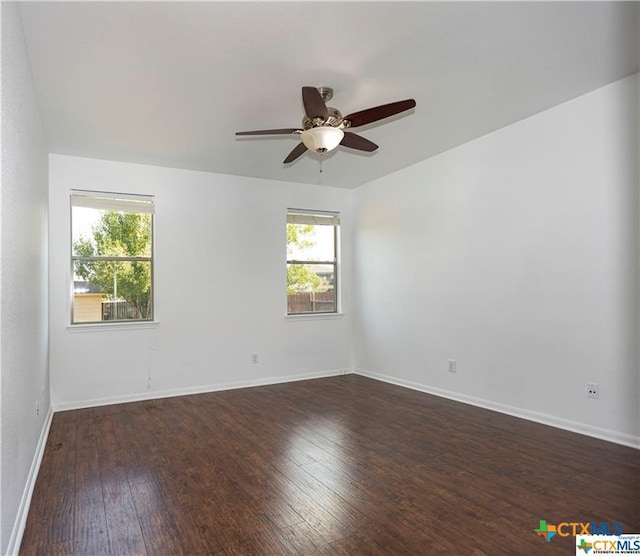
7;406;54;556
353;368;640;450
53;369;348;412
54;368;639;448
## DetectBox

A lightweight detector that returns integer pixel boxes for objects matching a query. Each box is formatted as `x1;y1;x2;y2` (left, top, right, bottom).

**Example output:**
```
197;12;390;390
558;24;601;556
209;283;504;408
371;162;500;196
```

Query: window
71;191;154;324
286;209;339;315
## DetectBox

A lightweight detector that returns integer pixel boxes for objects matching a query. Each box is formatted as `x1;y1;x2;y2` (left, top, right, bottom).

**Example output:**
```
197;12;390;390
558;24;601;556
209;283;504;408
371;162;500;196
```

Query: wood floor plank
275;520;338;555
74;446;109;556
21;375;640;555
102;484;147;556
21;413;77;553
129;480;209;555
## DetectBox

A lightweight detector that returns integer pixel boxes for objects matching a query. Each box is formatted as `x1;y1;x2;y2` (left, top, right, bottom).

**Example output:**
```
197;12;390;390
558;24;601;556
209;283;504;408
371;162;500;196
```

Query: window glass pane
287;263;335;313
73;260;152;323
287;263;335;293
286;223;334;262
72;207;152;257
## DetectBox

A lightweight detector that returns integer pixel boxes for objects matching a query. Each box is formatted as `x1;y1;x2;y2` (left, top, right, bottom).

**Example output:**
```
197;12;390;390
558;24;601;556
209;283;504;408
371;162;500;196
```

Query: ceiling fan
236;86;416;164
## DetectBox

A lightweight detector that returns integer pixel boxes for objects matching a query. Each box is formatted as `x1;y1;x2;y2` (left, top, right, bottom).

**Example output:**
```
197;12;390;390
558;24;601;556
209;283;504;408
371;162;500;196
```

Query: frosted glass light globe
301;127;344;153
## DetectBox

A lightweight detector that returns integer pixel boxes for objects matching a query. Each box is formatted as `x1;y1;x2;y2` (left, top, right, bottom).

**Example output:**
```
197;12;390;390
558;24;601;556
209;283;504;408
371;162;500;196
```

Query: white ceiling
18;1;640;188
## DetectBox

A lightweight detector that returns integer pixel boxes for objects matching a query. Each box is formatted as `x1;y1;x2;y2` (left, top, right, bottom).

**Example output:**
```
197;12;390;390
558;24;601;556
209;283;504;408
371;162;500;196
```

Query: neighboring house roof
73;281;102;294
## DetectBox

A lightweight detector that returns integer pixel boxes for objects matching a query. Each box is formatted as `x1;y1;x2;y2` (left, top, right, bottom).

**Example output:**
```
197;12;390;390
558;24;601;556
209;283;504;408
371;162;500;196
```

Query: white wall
49;155;353;409
353;74;639;446
1;3;50;553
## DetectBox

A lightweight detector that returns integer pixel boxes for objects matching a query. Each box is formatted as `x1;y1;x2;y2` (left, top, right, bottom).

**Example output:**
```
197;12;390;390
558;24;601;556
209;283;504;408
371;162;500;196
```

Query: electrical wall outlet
586;383;599;399
448;359;457;373
251;353;259;364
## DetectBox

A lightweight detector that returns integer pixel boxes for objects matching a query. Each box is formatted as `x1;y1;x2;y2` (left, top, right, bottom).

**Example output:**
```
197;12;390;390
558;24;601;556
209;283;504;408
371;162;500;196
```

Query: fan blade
340;131;378;152
344;99;416;128
302;87;329;121
236;128;301;136
283;142;308;164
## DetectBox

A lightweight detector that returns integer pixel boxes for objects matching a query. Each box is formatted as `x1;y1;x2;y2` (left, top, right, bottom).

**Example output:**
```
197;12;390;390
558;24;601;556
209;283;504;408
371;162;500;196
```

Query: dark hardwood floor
20;374;639;555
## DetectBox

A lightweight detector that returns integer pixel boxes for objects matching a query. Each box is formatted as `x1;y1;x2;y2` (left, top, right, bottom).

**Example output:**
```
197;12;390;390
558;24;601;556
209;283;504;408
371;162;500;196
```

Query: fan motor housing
302;107;343;130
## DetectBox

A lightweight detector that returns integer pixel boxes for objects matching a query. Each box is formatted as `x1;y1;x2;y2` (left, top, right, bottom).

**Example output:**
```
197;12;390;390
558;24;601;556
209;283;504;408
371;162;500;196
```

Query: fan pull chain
315;154;325;185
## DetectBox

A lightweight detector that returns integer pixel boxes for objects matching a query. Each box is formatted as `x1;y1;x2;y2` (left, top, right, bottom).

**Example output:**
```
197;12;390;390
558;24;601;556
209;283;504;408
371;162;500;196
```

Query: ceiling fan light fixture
236;86;416;164
301;126;344;153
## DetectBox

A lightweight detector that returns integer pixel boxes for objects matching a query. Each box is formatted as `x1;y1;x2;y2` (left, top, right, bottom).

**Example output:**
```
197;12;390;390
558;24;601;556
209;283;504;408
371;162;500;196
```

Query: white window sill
285;312;344;321
67;321;159;333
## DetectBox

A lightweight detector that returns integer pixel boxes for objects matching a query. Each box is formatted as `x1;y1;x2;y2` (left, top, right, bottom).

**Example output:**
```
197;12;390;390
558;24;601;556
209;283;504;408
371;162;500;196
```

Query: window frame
70;190;155;326
286;208;340;316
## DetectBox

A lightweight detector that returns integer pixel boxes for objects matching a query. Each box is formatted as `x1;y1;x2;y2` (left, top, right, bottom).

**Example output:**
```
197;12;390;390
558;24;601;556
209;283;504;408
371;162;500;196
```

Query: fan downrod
316;87;333;103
